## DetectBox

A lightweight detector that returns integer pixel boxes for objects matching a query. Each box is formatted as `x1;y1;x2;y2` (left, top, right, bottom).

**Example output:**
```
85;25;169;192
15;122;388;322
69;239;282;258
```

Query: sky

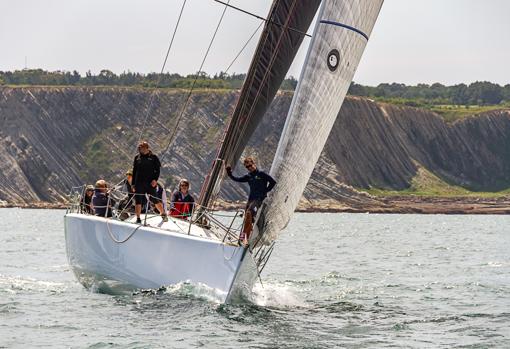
0;0;509;86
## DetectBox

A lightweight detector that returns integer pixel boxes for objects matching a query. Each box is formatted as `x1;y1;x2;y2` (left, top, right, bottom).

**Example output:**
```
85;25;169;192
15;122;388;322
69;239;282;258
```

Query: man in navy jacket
226;157;276;244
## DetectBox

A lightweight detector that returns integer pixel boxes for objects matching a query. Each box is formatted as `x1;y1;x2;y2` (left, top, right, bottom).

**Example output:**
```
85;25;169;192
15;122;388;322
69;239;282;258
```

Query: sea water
0;209;509;348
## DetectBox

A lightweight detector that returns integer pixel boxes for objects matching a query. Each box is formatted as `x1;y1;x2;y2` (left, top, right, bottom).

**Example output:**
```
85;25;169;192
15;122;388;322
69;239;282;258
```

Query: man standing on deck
132;141;167;224
226;157;276;244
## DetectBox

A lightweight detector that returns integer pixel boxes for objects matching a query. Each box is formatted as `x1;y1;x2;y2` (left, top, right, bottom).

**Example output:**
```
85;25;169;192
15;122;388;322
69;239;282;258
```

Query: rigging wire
229;0;300;169
202;0;302;209
212;0;311;38
106;1;262;186
136;0;187;147
159;0;231;163
197;2;280;206
223;21;263;74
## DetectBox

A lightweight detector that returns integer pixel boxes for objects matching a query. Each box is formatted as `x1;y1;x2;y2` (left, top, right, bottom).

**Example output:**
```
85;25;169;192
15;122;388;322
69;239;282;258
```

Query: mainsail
198;0;321;209
253;0;384;245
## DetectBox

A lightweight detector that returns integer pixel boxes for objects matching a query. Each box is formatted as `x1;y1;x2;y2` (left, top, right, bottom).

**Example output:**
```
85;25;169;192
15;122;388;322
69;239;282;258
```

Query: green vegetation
429;104;510;123
375;101;510;123
364;167;510;198
2;69;508;125
0;69;298;91
349;81;510;106
2;69;507;108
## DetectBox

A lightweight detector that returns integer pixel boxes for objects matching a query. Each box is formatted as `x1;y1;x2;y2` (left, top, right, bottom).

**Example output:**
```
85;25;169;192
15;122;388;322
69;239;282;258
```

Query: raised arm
226;166;249;182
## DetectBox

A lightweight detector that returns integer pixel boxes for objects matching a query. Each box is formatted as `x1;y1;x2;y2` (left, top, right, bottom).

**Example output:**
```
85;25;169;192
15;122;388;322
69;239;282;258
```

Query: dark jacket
80;193;93;214
132;151;161;186
118;179;135;212
92;189;114;217
123;178;134;201
227;168;276;201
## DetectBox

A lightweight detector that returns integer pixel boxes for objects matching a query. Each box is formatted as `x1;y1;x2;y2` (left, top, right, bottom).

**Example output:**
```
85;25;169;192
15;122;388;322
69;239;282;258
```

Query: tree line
348;82;510;107
0;69;297;91
1;69;508;106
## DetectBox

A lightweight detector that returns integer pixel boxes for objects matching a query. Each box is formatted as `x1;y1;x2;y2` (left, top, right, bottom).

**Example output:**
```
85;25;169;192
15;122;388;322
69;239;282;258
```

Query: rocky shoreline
10;196;509;214
214;195;510;214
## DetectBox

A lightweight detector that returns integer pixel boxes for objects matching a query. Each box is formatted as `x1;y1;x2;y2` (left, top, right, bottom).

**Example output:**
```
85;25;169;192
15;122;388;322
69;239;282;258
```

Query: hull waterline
64;213;257;302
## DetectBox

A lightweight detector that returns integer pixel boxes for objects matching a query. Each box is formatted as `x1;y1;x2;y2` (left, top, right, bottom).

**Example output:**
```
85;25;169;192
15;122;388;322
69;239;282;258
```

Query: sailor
132;141;168;223
92;180;115;217
170;179;195;219
118;169;135;218
226;157;276;244
80;185;94;214
124;169;134;194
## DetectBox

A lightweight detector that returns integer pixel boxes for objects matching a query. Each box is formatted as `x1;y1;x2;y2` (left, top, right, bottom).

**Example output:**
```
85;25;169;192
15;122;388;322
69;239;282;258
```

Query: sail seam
232;0;300;157
199;0;299;207
319;20;369;40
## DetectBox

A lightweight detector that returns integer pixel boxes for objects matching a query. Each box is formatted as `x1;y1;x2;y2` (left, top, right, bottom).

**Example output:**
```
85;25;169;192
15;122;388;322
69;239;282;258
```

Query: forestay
253;0;384;245
198;0;321;209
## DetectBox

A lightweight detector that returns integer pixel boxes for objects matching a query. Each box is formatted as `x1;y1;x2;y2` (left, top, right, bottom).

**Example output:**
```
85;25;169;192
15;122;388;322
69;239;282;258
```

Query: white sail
254;0;384;245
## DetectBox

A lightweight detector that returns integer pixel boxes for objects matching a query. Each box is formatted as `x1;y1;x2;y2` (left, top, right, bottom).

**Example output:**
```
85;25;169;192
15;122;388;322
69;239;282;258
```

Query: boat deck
122;214;220;240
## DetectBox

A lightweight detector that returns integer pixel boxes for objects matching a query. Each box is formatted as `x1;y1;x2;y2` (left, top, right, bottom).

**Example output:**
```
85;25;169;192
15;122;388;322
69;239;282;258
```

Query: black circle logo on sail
327;49;340;72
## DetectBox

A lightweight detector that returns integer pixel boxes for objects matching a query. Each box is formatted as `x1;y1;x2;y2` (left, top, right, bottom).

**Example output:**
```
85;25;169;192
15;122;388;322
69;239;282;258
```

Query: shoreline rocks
12;196;509;214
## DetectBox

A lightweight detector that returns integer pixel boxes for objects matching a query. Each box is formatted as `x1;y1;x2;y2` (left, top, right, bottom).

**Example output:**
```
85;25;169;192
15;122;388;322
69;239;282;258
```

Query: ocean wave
161;281;227;304
251;282;307;308
0;274;68;294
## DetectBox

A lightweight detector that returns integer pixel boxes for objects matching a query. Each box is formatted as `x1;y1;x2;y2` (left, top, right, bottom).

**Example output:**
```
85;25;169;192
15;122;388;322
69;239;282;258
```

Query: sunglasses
180;184;189;187
245;163;255;169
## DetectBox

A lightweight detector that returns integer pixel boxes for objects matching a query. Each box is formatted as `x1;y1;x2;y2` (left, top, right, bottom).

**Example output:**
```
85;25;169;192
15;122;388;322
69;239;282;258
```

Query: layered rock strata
0;86;509;212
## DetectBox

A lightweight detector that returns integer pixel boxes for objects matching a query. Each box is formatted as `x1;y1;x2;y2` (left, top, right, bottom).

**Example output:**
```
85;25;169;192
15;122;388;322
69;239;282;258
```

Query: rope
73;183;245;244
159;0;231;163
105;219;143;243
136;0;187;147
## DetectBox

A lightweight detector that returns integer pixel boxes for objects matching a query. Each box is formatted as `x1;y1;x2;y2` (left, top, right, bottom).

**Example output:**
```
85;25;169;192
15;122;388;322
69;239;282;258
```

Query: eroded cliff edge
1;86;509;212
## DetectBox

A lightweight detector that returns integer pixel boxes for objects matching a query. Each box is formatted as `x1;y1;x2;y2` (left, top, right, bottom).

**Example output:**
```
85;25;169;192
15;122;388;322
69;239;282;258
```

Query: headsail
198;0;321;209
253;0;384;245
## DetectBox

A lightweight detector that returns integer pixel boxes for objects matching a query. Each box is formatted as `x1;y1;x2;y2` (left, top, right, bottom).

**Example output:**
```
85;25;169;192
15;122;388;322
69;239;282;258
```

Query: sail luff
198;0;322;209
253;0;384;246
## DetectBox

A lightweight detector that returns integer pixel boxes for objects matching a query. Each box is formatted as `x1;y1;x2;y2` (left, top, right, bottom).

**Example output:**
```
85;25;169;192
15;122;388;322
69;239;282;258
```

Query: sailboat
64;0;383;303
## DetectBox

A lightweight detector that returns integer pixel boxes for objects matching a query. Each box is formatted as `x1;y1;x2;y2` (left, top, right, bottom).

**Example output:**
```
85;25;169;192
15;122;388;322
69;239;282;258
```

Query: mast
198;0;321;210
253;0;384;246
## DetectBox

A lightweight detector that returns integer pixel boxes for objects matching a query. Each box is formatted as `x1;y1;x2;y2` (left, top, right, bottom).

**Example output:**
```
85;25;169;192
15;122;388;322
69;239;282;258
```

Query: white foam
163;281;227;304
160;280;306;308
251;282;307;308
0;274;67;293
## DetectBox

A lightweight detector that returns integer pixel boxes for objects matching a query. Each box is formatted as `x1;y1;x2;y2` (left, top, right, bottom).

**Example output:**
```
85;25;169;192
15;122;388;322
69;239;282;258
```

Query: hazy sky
1;0;509;86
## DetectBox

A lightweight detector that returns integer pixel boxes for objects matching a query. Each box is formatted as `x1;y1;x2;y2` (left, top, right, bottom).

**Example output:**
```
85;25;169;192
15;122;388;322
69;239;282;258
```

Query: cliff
0;86;509;211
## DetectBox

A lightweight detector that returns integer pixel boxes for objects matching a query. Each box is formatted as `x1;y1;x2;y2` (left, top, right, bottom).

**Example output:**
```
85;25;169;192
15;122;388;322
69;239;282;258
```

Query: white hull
64;213;257;303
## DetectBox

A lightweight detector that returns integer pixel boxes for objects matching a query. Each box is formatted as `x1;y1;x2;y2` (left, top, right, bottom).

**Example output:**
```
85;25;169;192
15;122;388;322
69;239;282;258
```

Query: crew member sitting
80;185;94;214
118;170;135;220
92;179;115;218
170;179;195;219
226;157;276;245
